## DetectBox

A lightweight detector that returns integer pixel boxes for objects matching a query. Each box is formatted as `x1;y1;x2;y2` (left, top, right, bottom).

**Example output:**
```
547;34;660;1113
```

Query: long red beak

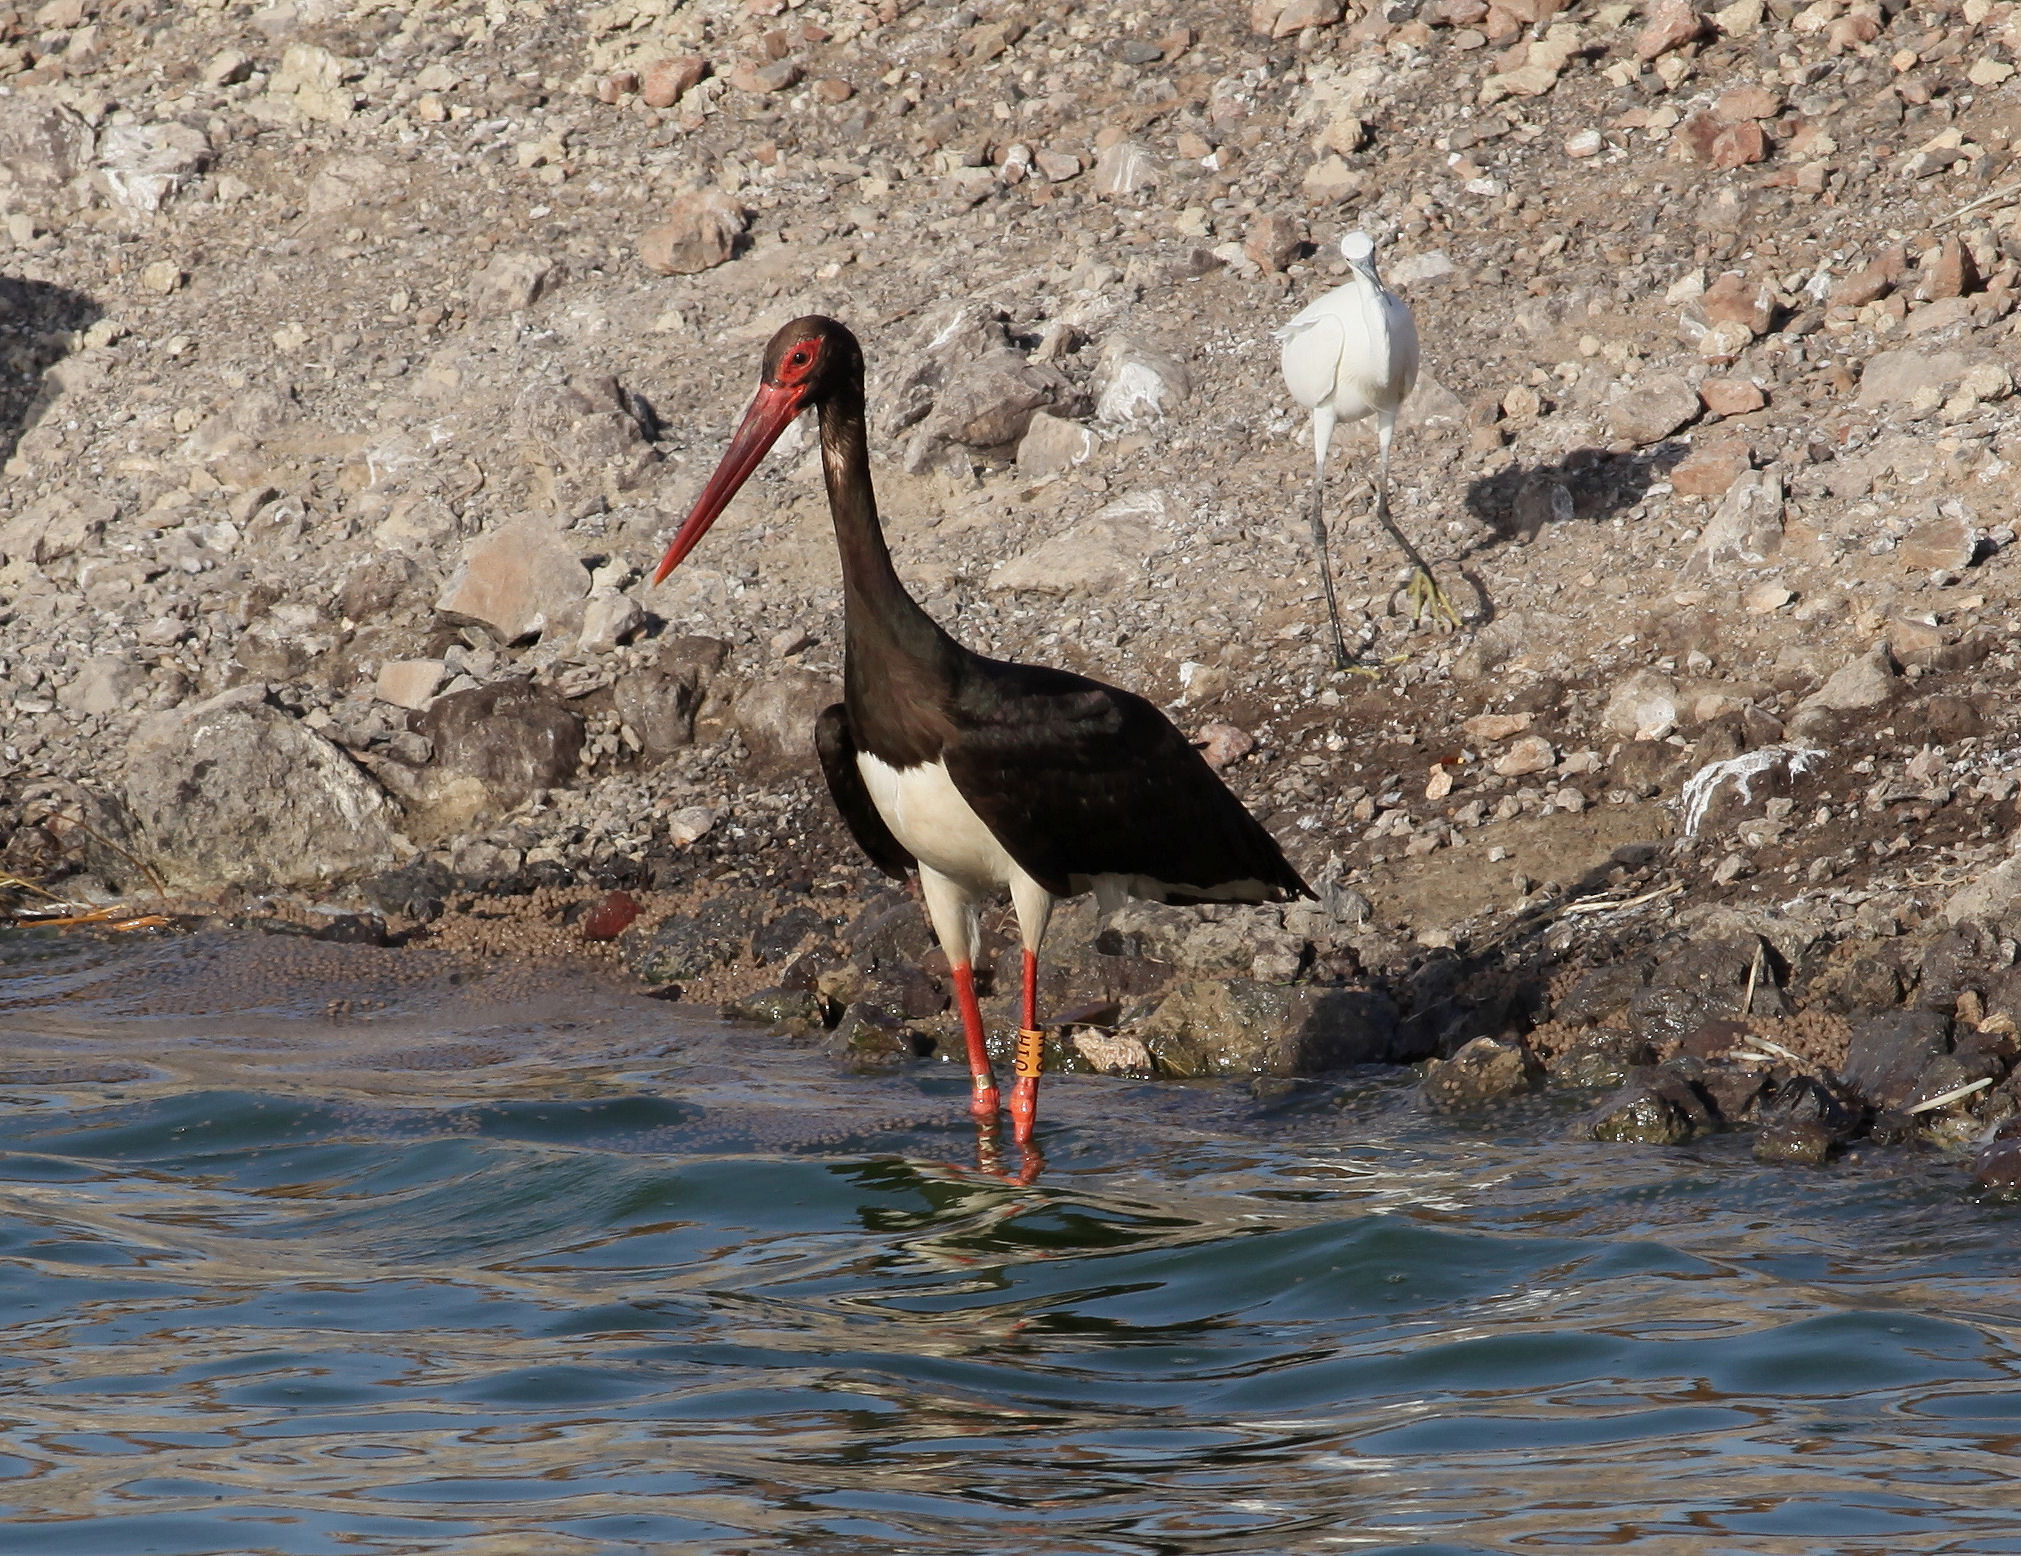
653;380;808;585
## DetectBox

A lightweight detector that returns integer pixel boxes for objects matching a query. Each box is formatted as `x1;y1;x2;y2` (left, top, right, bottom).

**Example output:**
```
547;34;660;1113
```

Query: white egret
1275;230;1457;665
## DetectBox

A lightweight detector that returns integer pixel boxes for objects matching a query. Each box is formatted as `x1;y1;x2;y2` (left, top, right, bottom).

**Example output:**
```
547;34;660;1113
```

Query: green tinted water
2;929;2020;1555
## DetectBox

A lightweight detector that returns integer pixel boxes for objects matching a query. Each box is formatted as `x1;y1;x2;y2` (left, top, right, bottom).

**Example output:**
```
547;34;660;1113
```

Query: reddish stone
1635;0;1704;60
1714;85;1782;121
1831;244;1909;307
1702;271;1774;335
1709;121;1767;168
640;55;706;108
1244;212;1307;273
581;891;642;941
1677;112;1722;164
728;59;801;93
1699;377;1767;415
1921;236;1979;301
1669;444;1752;497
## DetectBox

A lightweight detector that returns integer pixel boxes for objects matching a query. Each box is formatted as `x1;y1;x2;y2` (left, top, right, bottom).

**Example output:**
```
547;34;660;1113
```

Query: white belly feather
856;752;1054;966
857;753;1014;892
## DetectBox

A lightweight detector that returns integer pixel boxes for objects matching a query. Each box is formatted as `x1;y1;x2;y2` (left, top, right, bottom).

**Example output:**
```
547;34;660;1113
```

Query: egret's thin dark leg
1308;463;1353;671
1375;419;1461;628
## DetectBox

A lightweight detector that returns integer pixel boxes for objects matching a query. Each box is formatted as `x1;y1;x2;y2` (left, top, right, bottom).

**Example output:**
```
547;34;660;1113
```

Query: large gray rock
989;488;1166;595
1601;669;1682;740
468;251;556;316
0;492;117;567
1842;1008;1951;1110
1688;466;1783;574
1091;336;1192;422
733;667;840;768
613;634;728;757
98;121;211;213
1945;849;2021;926
59;655;148;717
876;302;1013;440
1799;643;1898;715
640;187;747;274
384;680;584;833
0;99;94;189
1855;349;1986;409
1016;410;1097;476
124;686;405;892
1136;978;1408;1077
1608;373;1700;445
435;519;590;644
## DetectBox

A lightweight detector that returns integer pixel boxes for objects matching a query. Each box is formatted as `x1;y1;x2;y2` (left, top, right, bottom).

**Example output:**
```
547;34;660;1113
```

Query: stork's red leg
1008;947;1043;1144
951;962;999;1120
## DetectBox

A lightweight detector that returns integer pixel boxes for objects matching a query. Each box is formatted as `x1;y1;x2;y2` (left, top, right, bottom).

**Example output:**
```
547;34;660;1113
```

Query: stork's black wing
941;661;1311;905
814;702;915;880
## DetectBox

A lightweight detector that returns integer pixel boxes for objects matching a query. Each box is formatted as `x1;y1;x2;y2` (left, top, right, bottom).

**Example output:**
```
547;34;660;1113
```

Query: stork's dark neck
818;381;964;758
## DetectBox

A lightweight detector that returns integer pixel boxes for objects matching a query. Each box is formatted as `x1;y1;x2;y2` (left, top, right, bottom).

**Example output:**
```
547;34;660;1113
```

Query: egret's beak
653;379;809;585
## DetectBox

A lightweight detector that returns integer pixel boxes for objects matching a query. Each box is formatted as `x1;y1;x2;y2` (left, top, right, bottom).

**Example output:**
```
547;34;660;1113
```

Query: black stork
654;316;1311;1151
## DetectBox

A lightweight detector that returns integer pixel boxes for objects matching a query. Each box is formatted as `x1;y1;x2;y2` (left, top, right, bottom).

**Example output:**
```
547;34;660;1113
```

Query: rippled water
3;930;2021;1555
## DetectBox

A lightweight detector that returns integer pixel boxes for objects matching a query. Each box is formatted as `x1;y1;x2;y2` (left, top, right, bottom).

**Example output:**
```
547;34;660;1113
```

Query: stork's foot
1008;1075;1039;1145
973;1114;1046;1182
969;1076;1001;1122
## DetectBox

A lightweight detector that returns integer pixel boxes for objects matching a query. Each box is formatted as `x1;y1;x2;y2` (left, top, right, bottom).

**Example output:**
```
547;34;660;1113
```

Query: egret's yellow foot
1406;567;1464;630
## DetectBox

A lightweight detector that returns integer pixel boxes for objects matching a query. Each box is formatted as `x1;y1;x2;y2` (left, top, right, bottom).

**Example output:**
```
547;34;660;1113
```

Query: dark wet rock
383;680;585;832
1552;961;1649;1026
1549;1029;1654;1089
1628;935;1789;1048
1136;978;1408;1078
845;893;935;971
1588;1073;1709;1145
620;895;761;983
1972;1138;2021;1195
776;945;844;993
827;1001;935;1064
1753;1121;1835;1165
1761;1073;1860;1137
1842;1008;1952;1110
247;910;389;946
723;986;830;1028
1680;1018;1752;1059
612;634;727;757
733;667;841;769
124;685;404;893
863;966;949;1021
1697;1060;1768;1124
754;903;829;963
1422;1035;1540;1111
1917;925;1996;1013
1808;950;1908;1013
1901;1048;2005;1114
360;857;453;922
1868;1107;1918;1145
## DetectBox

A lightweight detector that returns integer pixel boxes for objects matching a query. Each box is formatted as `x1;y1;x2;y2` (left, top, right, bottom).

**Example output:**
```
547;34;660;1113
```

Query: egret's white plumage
1275;231;1452;662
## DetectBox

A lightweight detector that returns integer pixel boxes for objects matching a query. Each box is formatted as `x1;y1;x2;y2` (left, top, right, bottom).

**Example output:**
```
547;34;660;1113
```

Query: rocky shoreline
3;0;2021;1181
